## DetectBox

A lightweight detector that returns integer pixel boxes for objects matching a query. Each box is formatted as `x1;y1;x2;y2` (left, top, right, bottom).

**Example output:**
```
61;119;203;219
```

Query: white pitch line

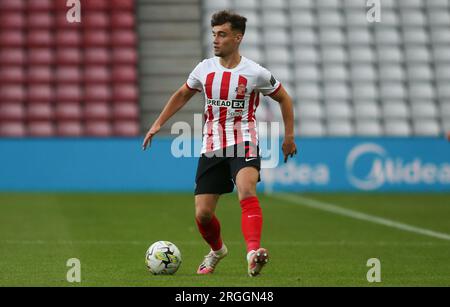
271;193;450;242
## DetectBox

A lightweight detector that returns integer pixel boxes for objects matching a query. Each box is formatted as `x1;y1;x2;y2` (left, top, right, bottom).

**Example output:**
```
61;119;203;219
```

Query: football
145;241;182;275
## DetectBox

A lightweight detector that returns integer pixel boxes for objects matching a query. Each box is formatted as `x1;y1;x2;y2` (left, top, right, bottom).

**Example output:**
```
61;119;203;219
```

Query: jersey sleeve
255;65;282;96
186;61;203;92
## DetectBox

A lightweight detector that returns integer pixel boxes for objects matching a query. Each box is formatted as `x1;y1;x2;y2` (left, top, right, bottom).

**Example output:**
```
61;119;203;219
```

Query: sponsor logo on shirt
207;99;245;109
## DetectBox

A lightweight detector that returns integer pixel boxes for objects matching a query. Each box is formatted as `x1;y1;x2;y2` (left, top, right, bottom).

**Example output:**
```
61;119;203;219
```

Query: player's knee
195;205;215;224
195;211;214;224
237;184;257;201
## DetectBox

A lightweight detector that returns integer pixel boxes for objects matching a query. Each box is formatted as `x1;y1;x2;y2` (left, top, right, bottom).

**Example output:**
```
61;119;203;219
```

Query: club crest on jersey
235;84;247;96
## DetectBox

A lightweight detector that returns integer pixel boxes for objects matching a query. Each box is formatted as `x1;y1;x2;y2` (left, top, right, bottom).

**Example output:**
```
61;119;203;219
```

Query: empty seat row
290;64;446;82
0;84;138;102
297;101;443;120
289;46;450;63
0;120;139;137
0;48;137;65
0;66;137;83
236;45;445;66
298;119;443;137
0;101;138;121
205;0;449;10
214;45;431;64
0;30;137;47
294;82;449;100
205;27;450;47
0;0;134;11
0;12;135;29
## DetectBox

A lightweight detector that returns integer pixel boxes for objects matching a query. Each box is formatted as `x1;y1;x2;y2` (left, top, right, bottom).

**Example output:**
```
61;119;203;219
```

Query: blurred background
0;0;449;192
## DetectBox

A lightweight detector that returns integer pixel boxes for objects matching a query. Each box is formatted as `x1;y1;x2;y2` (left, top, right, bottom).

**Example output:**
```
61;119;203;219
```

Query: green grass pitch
0;193;449;286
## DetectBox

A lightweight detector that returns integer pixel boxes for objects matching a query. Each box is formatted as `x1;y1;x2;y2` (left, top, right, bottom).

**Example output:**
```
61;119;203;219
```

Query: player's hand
282;136;297;163
142;123;161;151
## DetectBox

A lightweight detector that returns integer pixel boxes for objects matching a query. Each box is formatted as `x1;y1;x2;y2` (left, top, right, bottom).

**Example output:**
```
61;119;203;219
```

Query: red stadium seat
84;30;110;46
27;102;54;120
27;30;54;47
111;0;135;11
57;121;83;137
112;48;137;64
0;48;25;65
0;30;25;46
56;30;81;46
27;13;54;28
84;12;109;28
112;65;136;83
111;30;136;46
27;85;54;102
85;121;112;137
55;0;71;10
28;0;53;11
0;85;26;102
112;84;138;101
112;102;138;120
84;0;108;11
0;121;26;137
84;66;110;83
111;12;135;28
28;66;53;83
56;85;83;102
28;121;55;137
56;66;82;83
0;66;25;83
84;85;111;101
0;0;25;11
84;102;111;120
55;102;82;120
113;120;140;136
56;48;82;65
84;48;111;64
0;12;25;28
28;48;54;65
0;102;25;120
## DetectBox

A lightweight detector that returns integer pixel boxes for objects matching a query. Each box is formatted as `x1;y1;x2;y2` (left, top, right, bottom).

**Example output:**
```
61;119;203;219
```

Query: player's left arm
269;86;298;163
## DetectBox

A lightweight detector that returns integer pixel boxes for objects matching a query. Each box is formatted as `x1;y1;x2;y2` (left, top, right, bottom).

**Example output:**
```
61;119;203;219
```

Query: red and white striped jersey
186;56;281;154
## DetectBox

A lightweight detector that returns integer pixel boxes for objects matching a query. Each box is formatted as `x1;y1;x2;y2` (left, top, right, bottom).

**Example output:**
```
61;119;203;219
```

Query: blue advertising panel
0;137;449;192
260;138;450;192
0;138;197;192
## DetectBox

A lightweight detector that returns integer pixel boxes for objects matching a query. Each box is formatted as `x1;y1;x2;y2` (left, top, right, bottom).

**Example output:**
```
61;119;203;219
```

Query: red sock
195;215;223;251
240;196;263;253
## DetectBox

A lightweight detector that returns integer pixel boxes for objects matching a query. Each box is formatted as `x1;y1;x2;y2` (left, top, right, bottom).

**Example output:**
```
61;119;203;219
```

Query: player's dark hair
211;10;247;35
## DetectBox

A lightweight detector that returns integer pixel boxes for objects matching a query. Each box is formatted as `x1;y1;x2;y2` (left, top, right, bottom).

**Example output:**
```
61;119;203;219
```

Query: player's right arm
142;84;198;150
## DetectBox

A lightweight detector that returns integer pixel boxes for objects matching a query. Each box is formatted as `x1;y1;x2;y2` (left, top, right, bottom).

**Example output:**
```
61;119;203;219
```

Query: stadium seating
0;0;139;137
200;0;450;136
1;0;449;138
